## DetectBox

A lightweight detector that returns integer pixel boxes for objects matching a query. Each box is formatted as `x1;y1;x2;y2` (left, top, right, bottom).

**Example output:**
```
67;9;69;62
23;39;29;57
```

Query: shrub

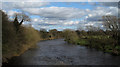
63;29;79;44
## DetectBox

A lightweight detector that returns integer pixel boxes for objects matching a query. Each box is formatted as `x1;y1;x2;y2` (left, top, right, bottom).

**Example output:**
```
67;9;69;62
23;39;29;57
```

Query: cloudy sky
1;0;119;31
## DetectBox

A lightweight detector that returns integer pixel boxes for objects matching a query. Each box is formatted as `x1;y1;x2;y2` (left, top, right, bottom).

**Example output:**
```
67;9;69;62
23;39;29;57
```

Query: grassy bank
77;36;120;55
64;29;120;55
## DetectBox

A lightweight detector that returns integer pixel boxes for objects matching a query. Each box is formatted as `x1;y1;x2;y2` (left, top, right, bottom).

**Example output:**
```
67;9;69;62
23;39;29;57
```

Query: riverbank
2;37;61;63
63;30;120;56
65;36;120;55
2;39;120;65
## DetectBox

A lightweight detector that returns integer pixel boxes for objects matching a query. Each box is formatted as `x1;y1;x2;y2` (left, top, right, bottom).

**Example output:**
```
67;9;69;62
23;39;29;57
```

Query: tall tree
13;13;31;31
102;15;119;46
102;15;119;31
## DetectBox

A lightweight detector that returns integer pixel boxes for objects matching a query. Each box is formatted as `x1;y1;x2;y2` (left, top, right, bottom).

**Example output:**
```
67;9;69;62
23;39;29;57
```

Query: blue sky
2;2;119;31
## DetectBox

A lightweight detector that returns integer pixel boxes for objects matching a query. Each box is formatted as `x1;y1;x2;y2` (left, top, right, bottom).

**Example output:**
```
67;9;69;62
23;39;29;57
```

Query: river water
3;39;120;65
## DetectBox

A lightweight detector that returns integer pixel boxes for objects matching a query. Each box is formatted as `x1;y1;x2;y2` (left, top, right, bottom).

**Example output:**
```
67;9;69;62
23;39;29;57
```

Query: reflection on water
3;39;120;65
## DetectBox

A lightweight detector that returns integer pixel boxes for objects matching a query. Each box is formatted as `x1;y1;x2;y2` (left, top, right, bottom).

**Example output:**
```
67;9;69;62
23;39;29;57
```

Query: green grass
81;35;110;39
77;39;89;46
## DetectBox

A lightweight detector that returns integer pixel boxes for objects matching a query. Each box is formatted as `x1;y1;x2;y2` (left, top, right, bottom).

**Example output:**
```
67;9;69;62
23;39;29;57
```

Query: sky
1;0;119;31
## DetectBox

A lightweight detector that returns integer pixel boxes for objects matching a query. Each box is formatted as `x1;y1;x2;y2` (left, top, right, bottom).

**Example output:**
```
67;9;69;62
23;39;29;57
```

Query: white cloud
86;6;118;21
86;9;90;12
7;10;21;16
64;21;77;25
22;5;118;24
2;2;49;10
85;16;88;19
30;17;80;26
21;5;118;30
23;7;88;20
88;14;92;17
85;22;94;26
33;18;38;22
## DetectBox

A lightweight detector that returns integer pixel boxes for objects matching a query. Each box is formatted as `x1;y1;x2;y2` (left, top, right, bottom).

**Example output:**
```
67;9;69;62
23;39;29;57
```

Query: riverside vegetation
63;29;120;55
2;10;120;63
63;16;120;55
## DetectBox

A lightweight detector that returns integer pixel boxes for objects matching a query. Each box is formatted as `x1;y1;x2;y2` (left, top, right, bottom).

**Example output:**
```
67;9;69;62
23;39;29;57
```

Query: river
3;39;120;65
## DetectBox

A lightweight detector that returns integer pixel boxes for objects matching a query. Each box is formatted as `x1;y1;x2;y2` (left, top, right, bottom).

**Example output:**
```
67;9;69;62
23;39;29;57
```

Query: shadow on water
2;39;120;66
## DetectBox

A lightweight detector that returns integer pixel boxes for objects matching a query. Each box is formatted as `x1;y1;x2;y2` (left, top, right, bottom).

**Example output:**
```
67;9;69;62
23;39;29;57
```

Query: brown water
3;39;120;65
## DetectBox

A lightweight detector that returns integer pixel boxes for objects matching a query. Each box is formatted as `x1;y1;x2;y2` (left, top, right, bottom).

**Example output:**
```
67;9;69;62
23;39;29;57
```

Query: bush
63;29;79;44
18;26;40;44
3;25;40;62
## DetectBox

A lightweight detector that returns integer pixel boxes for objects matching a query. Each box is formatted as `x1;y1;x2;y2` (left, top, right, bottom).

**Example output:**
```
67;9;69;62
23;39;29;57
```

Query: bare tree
86;25;101;32
102;15;119;47
102;15;119;31
13;13;31;31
